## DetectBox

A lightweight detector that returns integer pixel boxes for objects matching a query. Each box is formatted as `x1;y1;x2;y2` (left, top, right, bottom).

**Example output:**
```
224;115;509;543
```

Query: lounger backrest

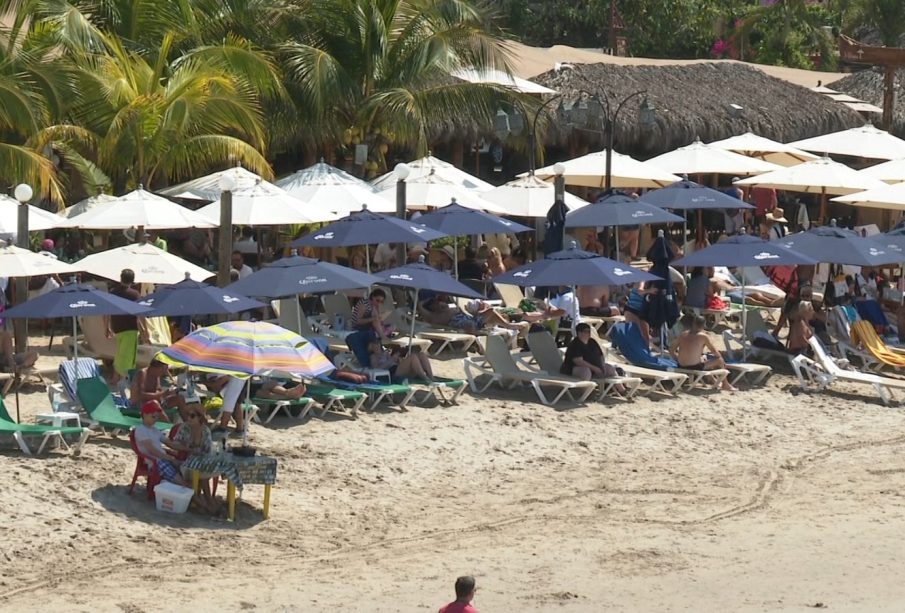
80;315;116;357
277;298;303;334
808;337;841;375
527;332;563;374
611;323;668;370
0;398;15;423
743;309;770;341
323;294;353;319
494;283;524;308
76;377;122;421
829;306;852;339
58;358;101;403
483;335;521;376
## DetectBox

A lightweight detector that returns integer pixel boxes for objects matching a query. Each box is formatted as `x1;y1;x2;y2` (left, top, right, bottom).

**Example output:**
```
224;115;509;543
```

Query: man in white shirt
373;243;397;270
233;227;257;254
231;251;253;279
133;401;189;485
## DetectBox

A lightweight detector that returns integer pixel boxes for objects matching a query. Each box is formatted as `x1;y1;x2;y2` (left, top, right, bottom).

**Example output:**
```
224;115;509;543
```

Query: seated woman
350;288;392;342
367;341;434;382
173;408;219;514
786;301;814;355
621;283;656;344
418;295;527;336
561;323;624;392
685;267;728;311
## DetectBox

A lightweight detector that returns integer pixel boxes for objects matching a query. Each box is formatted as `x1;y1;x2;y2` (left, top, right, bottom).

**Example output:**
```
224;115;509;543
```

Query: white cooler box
155;481;194;514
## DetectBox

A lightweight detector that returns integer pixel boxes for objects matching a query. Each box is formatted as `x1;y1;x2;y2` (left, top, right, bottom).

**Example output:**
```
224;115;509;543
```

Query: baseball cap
140;400;162;416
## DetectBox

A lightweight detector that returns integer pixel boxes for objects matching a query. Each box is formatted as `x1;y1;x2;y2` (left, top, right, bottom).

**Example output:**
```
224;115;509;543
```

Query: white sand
2;336;905;611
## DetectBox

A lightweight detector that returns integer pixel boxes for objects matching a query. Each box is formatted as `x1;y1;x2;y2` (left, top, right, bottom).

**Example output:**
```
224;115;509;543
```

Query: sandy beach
2;336;905;612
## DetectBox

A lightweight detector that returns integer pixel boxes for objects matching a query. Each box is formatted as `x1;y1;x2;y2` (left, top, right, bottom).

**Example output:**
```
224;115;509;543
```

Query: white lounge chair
463;335;596;406
391;309;478;355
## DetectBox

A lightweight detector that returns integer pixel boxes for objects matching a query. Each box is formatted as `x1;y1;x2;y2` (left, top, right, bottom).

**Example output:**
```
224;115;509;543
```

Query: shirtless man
130;359;188;421
670;315;736;391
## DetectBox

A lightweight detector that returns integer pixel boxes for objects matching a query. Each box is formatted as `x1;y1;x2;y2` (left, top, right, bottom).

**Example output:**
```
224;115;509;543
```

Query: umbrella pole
683;211;689;278
72;316;78;363
366;244;371;275
571;285;577;336
454;237;459;279
407;288;418;356
615;229;621;263
741;270;748;361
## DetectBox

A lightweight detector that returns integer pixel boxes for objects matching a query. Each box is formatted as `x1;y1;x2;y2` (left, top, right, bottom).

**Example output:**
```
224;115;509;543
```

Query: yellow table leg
191;470;200;496
227;481;236;522
263;484;271;519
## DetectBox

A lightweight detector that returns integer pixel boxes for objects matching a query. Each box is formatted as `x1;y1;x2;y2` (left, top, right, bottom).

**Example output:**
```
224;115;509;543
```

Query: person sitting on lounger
561;324;625;392
670;316;736;391
255;379;307;400
418;295;527;336
131;359;188;421
685;267;727;310
787;301;814;356
368;341;434;382
134;401;190;485
350;288;392;342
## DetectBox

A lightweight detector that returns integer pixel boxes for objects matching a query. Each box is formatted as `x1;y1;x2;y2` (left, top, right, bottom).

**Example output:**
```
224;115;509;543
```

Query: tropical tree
838;0;905;47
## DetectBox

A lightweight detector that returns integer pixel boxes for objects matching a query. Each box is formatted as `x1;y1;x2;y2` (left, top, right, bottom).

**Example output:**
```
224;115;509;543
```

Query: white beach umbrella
74;242;214;284
377;170;506;213
0;245;82;277
0;194;66;234
63;193;117;219
371;154;494;192
735;156;888;221
530;150;681;188
647;138;782;176
275;161;394;214
832;181;905;211
860;158;905;184
157;166;265;201
707;132;820;167
449;68;557;94
788;124;905;161
63;186;215;230
196;179;337;225
480;175;590;218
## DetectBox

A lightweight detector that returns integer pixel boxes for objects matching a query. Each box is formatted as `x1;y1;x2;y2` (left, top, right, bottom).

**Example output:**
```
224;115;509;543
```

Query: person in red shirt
439;576;478;613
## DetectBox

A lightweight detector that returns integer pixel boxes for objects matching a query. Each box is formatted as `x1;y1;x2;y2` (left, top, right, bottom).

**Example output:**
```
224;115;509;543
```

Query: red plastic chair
128;429;160;500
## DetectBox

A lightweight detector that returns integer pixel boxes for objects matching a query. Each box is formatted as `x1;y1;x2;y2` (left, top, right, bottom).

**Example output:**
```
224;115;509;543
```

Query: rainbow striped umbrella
157;321;333;379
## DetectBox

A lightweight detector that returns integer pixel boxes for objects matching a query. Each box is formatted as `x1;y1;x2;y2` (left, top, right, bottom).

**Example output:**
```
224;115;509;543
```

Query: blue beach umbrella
494;247;660;289
776;224;903;267
138;276;265;317
564;192;683;261
228;256;379;299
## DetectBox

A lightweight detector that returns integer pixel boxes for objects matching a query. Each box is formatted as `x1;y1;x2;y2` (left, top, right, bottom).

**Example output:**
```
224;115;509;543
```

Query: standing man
438;576;478;613
231;250;253;279
106;268;147;384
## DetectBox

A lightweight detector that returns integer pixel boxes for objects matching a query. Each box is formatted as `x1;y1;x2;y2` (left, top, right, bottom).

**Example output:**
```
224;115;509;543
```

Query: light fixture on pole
217;173;236;288
13;183;33;352
394;162;411;267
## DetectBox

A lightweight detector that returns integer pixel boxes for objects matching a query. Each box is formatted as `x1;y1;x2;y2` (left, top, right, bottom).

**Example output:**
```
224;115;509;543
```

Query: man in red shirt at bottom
439;576;478;613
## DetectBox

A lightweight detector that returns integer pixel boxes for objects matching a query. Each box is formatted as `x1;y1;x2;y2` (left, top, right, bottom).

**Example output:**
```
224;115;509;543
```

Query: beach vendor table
185;452;277;522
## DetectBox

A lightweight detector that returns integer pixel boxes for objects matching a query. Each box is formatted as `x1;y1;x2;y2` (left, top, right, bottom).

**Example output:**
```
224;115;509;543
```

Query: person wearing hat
762;208;788;241
133;400;190;485
437;244;457;274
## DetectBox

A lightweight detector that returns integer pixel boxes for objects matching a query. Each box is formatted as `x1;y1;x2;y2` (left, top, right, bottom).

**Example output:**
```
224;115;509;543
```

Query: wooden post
882;67;896;132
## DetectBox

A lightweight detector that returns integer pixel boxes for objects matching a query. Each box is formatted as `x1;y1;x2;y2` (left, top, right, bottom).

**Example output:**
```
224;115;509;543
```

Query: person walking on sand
670;315;736;391
439;576;478;613
105;268;148;385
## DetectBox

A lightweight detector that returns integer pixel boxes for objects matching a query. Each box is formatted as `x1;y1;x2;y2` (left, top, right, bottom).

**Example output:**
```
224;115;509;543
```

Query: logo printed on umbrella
140;265;165;274
753;252;780;260
315;232;334;240
138;298;155;306
501;220;512;226
69;300;96;308
868;248;886;256
299;276;327;285
613;268;632;276
631;211;653;218
389;274;414;281
222;295;240;303
513;270;532;278
408;226;426;234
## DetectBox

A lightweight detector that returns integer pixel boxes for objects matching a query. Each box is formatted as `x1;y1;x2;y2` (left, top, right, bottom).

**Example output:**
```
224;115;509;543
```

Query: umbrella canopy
196;179;336;225
377;170;505;213
415;202;533;236
638;180;755;211
227;255;379;298
157;321;334;379
493;247;660;288
371;154;494;192
158;166;264;201
832;180;905;211
0;194;66;233
788;124;905;161
878;224;905;251
0;245;82;278
647;139;781;176
480;175;590;218
859;158;905;184
644;234;680;332
62;186;215;230
290;209;447;248
530;150;682;188
63;193;117;219
137;277;265;317
707;132;819;167
564;193;684;228
673;234;817;268
274;161;395;215
374;261;482;298
74;242;215;284
776;225;902;267
734;157;888;195
1;283;151;319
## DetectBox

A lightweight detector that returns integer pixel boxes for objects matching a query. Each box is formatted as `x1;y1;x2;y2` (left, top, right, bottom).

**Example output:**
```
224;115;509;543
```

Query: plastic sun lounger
391;309;478;356
305;383;368;418
722;361;772;386
850;320;905;370
249;396;313;424
827;307;881;372
321;377;415;411
791;337;905;406
76;377;170;433
525;332;641;401
682;305;729;330
406;377;467;405
463;335;596;406
0;397;90;456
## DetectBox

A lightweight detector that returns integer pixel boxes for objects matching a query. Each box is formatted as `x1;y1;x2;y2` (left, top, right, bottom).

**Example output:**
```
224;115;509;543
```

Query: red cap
140;401;162;416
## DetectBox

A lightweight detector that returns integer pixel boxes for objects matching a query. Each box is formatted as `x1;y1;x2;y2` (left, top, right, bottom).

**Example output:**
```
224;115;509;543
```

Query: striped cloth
182;452;277;490
58;358;101;403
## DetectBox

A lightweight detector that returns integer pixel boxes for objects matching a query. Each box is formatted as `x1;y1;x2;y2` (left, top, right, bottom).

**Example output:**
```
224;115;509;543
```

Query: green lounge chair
406;377;467;405
0;397;90;455
249;396;313;424
76;377;170;433
305;383;367;418
321;377;415;411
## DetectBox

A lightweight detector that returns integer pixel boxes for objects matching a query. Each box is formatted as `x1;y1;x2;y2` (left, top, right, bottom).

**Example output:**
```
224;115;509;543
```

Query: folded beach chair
463;335;596;406
791;336;905;406
525;332;641;400
76;377;170;433
610;322;729;392
0;397;90;455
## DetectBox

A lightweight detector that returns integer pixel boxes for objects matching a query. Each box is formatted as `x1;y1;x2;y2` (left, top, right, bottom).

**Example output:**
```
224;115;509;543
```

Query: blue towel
610;323;677;371
854;300;888;330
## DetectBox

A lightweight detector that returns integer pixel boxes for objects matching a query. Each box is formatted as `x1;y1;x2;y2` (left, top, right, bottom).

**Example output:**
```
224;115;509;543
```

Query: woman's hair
488;247;502;263
368;288;386;300
691;267;704;278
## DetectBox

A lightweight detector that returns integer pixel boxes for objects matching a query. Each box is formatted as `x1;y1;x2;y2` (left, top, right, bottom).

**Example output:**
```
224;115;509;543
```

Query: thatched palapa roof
829;68;905;137
533;63;864;157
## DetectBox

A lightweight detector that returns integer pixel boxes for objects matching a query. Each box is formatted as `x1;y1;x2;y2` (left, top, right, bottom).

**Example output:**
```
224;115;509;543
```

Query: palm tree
280;0;535;172
839;0;905;47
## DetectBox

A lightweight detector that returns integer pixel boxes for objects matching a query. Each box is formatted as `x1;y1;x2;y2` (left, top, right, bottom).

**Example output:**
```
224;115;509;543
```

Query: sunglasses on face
188;413;201;420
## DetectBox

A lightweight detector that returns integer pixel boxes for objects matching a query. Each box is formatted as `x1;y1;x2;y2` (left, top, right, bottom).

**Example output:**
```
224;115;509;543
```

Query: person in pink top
439;576;478;613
